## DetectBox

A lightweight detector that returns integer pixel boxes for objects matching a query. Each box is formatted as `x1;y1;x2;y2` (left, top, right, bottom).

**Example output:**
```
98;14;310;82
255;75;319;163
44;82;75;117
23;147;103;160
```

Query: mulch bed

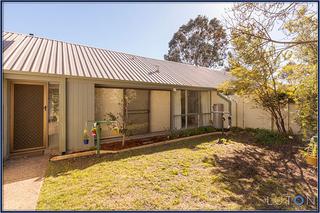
100;135;170;151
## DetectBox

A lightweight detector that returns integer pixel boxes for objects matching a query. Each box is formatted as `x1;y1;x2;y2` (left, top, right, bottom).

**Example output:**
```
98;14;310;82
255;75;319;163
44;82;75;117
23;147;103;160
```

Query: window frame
173;89;212;129
95;85;172;135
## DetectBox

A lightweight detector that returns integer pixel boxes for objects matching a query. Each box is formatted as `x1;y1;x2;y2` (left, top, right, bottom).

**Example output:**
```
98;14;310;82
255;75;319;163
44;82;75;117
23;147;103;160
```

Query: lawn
37;130;318;210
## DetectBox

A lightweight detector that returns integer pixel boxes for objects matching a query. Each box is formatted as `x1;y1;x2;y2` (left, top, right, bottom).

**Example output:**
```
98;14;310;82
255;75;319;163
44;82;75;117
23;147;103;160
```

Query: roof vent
148;65;160;75
29;33;34;36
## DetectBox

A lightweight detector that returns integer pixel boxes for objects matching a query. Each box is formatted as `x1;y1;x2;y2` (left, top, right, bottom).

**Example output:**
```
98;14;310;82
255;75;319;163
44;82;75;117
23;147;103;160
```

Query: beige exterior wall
2;79;9;159
2;73;302;158
228;95;300;134
287;103;300;134
58;79;67;153
242;98;272;130
150;90;171;132
67;79;95;152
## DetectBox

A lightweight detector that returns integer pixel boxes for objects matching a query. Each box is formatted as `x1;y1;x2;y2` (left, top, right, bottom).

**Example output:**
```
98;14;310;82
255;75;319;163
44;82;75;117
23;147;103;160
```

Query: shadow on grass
45;131;318;211
208;143;318;210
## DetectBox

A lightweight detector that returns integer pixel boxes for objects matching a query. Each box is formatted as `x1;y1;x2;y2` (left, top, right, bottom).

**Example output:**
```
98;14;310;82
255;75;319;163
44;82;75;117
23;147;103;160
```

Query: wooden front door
11;82;47;153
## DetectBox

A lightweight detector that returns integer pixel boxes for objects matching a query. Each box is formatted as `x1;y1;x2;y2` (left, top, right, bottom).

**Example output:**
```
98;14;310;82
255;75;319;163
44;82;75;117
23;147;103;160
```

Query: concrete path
3;155;49;211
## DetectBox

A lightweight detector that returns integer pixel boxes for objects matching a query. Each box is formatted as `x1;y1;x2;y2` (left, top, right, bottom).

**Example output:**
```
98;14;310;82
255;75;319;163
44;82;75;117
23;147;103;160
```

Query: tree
226;3;317;49
164;15;228;68
222;2;318;136
220;33;290;134
280;5;318;138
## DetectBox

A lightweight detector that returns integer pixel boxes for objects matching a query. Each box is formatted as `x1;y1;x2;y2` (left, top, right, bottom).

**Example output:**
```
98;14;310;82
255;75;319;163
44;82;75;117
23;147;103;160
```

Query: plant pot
83;139;89;145
111;128;120;136
306;155;317;166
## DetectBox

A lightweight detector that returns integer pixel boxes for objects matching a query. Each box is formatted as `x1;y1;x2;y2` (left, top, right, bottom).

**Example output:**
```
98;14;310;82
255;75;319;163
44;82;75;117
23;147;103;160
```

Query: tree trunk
269;108;287;134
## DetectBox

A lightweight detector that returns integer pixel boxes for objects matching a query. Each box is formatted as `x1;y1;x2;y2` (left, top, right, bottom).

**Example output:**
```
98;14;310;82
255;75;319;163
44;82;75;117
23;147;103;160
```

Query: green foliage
219;30;290;134
103;90;137;138
247;128;289;147
223;3;318;136
285;64;318;138
169;126;217;139
164;15;228;67
281;5;318;139
106;112;117;121
229;127;245;133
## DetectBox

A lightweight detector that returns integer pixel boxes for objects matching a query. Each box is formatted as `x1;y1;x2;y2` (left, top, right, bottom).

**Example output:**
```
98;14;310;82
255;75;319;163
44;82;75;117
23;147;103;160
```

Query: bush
229;127;245;133
169;126;217;139
249;128;289;146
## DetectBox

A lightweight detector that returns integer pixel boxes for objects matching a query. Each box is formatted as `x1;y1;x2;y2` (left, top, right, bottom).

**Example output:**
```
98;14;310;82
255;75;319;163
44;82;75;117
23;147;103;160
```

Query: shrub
250;128;289;146
169;126;217;139
229;127;244;133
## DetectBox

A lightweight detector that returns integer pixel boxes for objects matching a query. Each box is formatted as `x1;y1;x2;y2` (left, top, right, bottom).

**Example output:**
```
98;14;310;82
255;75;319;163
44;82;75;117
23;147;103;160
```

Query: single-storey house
2;32;300;159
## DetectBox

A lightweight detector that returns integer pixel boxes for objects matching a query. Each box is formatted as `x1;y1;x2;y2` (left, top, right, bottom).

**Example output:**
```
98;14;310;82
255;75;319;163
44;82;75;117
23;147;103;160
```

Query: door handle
44;105;47;111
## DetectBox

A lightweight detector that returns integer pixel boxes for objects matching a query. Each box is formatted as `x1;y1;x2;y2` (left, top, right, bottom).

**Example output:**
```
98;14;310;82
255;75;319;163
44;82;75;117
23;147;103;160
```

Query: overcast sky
3;3;233;59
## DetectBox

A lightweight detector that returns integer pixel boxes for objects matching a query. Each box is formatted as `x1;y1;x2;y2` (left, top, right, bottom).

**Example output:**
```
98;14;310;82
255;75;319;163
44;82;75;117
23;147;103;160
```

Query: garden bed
100;126;221;151
100;135;169;151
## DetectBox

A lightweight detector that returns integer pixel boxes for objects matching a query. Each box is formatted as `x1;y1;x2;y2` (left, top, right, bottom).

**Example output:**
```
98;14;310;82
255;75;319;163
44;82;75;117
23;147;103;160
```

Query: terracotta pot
306;155;317;166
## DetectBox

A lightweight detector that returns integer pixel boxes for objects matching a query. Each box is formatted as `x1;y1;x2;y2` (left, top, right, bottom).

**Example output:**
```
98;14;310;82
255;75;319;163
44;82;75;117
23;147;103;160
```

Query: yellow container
306;155;317;166
111;128;120;136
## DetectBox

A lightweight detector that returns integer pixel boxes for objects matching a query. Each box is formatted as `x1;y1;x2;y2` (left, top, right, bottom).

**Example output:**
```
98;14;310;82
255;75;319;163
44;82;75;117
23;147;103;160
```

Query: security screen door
11;83;46;152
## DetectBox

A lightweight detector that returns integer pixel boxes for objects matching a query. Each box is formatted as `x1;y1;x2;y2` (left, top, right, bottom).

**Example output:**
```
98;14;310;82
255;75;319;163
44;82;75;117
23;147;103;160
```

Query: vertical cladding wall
150;90;171;132
243;99;272;130
230;95;274;130
288;103;300;133
228;95;300;134
2;79;9;159
67;79;95;152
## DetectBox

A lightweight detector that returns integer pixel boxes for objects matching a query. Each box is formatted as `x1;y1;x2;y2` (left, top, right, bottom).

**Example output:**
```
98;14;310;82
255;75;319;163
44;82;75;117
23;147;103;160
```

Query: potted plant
305;136;318;166
82;127;90;145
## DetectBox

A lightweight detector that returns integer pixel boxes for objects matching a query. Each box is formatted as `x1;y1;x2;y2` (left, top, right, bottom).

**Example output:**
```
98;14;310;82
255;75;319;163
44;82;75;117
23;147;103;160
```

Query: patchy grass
37;132;318;210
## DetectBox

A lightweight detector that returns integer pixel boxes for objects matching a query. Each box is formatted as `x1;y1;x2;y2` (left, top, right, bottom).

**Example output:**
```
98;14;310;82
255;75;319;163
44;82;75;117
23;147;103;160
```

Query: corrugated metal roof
2;32;231;88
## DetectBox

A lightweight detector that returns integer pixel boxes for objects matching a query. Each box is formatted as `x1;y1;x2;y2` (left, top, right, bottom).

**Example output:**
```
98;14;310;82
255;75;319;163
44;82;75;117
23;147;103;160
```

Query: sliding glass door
95;87;150;136
173;89;211;129
126;89;149;135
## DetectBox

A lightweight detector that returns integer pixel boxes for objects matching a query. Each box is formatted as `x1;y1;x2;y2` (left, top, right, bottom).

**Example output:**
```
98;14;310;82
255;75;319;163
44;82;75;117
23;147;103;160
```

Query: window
126;89;149;135
48;84;59;150
173;90;211;129
95;88;123;138
94;87;150;136
187;91;200;128
187;90;199;114
201;91;211;126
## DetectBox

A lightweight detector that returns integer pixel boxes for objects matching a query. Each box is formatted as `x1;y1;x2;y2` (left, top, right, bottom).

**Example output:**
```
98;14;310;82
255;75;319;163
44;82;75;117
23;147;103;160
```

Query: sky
3;3;232;60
